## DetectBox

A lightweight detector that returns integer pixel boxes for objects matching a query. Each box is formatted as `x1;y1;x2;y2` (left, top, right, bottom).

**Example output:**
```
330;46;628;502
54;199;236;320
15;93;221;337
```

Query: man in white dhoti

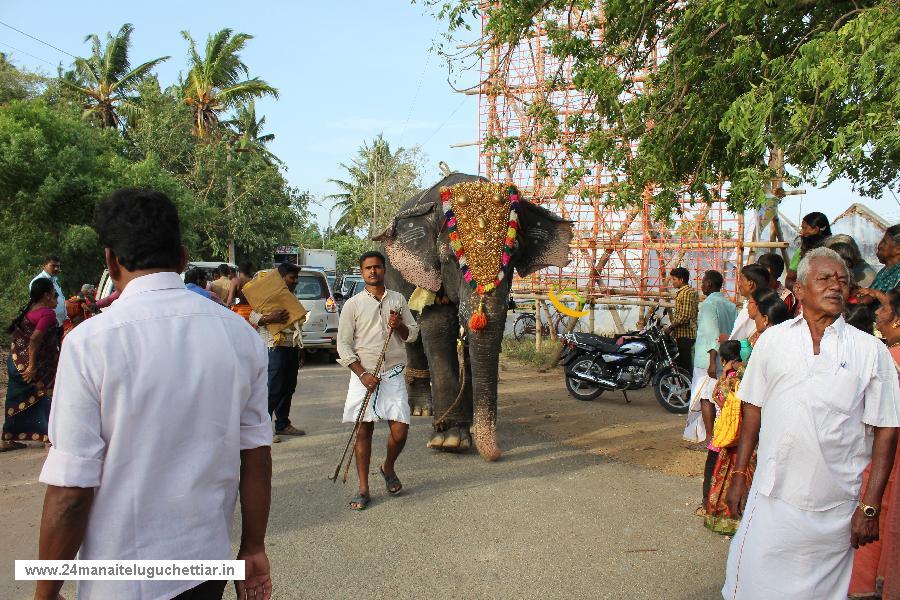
722;247;899;600
337;251;419;510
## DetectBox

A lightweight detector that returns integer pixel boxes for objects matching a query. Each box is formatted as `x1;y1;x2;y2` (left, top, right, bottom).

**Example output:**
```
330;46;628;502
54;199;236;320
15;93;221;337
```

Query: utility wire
399;50;431;142
0;40;56;67
421;97;467;147
0;20;77;59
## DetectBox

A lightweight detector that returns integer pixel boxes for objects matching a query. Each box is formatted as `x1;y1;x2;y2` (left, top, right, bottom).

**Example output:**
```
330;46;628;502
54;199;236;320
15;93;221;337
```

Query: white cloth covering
342;367;411;424
728;306;756;342
722;491;856;600
683;367;717;442
39;272;271;600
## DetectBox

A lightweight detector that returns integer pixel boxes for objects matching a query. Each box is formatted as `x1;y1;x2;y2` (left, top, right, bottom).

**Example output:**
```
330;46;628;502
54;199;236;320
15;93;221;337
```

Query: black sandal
349;493;370;510
380;465;403;495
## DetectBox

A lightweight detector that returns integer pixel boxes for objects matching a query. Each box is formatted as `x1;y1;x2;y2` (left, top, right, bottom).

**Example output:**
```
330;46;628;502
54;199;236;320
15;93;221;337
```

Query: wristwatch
858;501;879;518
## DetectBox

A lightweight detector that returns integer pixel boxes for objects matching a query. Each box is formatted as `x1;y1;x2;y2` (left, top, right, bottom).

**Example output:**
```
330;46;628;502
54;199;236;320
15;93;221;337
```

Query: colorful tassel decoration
469;296;488;331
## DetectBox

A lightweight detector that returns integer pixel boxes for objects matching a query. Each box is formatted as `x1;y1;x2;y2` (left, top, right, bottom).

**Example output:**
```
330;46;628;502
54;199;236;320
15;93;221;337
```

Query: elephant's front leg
466;293;507;462
419;303;473;452
404;335;432;417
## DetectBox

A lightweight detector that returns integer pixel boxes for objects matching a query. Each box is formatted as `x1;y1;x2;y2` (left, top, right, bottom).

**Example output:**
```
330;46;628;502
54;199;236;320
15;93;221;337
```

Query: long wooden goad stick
329;324;395;483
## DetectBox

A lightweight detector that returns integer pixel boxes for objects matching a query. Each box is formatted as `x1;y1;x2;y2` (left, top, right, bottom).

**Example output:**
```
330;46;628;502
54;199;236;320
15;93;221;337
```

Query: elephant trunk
466;292;507;462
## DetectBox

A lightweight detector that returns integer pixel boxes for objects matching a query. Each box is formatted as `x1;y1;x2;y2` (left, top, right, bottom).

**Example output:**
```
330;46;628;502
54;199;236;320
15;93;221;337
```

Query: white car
293;267;340;360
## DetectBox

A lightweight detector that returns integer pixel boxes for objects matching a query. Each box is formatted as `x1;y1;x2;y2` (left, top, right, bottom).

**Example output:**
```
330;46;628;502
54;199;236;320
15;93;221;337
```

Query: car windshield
295;275;328;300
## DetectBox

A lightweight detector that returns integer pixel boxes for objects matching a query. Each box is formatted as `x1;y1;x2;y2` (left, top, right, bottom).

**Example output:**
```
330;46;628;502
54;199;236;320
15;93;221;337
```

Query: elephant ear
375;201;443;292
515;199;574;277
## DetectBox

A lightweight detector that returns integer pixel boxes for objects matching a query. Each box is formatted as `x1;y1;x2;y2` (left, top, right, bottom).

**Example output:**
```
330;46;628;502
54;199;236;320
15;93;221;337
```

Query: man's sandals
379;465;403;495
349;493;370;511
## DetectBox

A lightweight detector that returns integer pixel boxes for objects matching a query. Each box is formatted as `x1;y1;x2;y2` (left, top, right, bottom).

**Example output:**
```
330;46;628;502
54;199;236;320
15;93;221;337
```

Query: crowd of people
1;188;898;600
675;212;900;599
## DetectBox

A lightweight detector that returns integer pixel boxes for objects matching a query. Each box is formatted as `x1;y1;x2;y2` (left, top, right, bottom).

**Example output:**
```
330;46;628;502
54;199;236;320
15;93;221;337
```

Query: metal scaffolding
473;3;785;316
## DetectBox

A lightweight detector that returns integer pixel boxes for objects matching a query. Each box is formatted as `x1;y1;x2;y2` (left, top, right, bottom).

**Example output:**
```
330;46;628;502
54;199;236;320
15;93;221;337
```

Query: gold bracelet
731;470;750;478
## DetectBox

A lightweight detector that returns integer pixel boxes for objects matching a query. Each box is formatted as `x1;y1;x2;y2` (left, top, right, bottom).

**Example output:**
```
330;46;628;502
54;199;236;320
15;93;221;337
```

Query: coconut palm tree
225;100;278;163
327;135;422;237
60;23;169;129
181;29;278;139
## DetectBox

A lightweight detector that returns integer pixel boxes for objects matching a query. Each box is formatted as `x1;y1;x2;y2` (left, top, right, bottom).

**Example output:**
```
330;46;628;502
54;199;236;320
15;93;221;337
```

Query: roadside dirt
498;357;707;478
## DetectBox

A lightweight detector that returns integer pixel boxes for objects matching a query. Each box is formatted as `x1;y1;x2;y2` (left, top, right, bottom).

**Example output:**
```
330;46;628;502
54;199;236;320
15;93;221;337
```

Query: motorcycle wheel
652;367;691;414
565;358;606;401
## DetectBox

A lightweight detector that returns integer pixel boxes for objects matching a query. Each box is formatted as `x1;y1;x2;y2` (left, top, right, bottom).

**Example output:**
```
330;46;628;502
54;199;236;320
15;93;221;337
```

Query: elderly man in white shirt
35;189;273;600
722;247;899;600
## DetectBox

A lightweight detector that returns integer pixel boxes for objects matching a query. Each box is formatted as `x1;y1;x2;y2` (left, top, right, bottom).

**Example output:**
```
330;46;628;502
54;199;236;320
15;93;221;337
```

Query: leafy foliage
59;23;169;129
326;134;423;238
421;0;899;215
180;29;278;138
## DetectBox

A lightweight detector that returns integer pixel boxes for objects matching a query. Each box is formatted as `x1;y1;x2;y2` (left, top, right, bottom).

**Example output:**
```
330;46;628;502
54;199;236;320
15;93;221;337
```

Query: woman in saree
704;291;790;535
849;288;900;600
1;278;60;450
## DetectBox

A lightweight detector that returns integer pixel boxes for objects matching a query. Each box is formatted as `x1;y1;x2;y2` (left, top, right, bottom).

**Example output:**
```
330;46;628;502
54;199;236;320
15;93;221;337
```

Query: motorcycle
557;305;692;414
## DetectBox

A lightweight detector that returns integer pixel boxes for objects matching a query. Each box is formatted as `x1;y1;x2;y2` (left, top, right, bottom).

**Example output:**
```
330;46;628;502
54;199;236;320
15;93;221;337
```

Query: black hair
217;263;230;277
845;303;875;334
238;261;255;276
703;270;724;291
359;250;386;268
828;242;860;270
184;268;207;286
93;188;183;271
741;264;771;291
886;224;900;245
889;289;900;318
719;340;742;363
753;288;789;327
277;262;301;277
670;267;689;283
9;278;55;333
756;253;784;280
44;255;60;265
800;212;832;254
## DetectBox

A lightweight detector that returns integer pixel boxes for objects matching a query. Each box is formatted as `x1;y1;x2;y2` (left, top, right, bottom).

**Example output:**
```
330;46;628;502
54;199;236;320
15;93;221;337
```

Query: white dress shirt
337;288;419;373
39;272;271;600
738;315;900;511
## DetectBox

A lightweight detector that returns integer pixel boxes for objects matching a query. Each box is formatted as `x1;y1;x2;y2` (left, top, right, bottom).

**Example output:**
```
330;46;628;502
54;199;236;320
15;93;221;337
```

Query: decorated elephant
377;173;573;461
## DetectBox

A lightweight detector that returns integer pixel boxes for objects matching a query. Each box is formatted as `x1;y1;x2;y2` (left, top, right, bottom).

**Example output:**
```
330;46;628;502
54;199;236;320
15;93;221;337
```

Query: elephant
377;173;573;461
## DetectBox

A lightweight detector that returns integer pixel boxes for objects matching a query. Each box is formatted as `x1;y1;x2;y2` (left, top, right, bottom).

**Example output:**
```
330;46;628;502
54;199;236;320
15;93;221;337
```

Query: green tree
423;1;899;215
0;53;45;104
59;23;169;129
225;100;277;163
180;29;278;139
327;134;423;237
0;100;191;330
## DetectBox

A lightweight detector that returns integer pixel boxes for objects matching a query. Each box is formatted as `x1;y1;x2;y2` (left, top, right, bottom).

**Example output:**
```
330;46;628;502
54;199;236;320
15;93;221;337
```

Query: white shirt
39;272;271;600
30;270;66;324
738;315;900;511
337;288;419;373
728;306;756;341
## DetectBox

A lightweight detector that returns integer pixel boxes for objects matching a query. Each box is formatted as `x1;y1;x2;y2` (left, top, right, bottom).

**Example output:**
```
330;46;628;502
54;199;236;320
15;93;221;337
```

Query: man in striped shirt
665;267;699;374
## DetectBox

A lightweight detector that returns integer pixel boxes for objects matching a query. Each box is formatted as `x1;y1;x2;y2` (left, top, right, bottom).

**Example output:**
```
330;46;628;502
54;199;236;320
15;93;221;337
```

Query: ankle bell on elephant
377;173;573;462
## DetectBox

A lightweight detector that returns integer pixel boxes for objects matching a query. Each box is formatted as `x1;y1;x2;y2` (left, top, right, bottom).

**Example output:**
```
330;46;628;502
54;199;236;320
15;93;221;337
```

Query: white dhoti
722;491;856;600
683;368;717;442
342;364;411;424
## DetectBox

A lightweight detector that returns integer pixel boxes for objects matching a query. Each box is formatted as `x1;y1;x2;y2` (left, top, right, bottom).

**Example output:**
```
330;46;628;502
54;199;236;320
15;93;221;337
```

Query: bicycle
512;311;552;341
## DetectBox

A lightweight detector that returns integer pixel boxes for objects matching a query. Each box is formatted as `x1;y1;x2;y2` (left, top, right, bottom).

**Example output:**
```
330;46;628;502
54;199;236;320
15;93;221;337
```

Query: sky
1;1;896;230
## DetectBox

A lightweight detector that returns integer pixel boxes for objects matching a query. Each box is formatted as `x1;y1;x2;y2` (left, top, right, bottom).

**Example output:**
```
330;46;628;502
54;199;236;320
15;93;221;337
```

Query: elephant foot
426;426;472;453
411;405;433;417
472;422;502;462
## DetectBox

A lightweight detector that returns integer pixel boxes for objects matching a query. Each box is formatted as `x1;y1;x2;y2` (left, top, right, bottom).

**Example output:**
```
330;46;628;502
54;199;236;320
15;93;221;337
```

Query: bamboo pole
588;300;595;333
569;240;787;251
535;301;543;351
609;306;626;334
512;293;674;309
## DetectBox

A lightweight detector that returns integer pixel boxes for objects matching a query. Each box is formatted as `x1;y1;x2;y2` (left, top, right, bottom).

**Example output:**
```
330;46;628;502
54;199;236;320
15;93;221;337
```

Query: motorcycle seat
570;332;621;354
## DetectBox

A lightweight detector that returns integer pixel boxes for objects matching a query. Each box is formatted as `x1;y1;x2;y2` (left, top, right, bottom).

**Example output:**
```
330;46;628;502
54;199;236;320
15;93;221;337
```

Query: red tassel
469;297;488;331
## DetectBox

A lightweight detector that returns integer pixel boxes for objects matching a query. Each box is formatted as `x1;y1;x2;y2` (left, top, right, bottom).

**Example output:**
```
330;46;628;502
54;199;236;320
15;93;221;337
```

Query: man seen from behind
35;188;273;600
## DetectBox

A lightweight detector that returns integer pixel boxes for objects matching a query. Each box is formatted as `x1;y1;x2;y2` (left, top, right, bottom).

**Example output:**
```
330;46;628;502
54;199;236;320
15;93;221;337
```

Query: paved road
2;361;728;599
